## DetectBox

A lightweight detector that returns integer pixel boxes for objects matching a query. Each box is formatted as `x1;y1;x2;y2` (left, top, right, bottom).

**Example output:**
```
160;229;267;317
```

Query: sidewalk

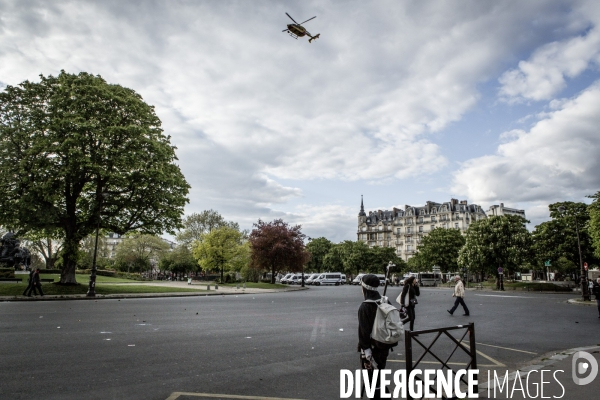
0;281;308;302
478;345;600;399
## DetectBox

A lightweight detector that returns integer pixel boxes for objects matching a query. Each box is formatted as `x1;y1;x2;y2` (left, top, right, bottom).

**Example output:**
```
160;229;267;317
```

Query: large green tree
176;210;240;249
305;237;332;273
114;234;170;274
193;226;248;283
458;215;532;278
588;192;600;259
532;202;596;276
412;228;465;273
159;244;198;278
0;71;189;283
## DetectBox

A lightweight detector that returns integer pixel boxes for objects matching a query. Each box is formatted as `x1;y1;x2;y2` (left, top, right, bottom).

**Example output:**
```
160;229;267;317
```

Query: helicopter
282;12;320;43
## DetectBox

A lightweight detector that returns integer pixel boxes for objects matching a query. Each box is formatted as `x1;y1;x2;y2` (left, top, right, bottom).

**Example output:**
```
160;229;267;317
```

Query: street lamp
557;206;590;301
87;192;108;297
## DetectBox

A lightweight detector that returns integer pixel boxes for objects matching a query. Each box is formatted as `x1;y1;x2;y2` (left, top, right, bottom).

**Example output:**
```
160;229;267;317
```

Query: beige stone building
357;197;492;261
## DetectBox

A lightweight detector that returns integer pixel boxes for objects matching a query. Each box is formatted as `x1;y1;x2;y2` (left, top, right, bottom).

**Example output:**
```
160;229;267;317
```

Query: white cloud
452;81;600;205
498;20;600;102
1;1;599;239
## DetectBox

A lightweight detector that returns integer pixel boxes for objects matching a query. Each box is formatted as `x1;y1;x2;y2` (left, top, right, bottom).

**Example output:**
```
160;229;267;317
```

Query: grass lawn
220;282;288;289
12;274;148;284
0;282;206;297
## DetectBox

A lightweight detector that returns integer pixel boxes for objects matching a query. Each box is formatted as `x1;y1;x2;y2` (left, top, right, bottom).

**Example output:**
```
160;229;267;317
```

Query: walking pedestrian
447;275;469;316
26;268;44;297
357;274;392;399
22;269;39;297
397;275;420;331
592;278;600;318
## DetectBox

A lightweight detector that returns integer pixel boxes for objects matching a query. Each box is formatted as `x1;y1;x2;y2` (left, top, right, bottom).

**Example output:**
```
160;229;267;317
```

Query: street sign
498;267;503;274
584;262;588;270
545;260;551;267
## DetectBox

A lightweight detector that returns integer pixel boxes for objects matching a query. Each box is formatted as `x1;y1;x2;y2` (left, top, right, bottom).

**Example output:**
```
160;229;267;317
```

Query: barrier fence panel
405;322;477;400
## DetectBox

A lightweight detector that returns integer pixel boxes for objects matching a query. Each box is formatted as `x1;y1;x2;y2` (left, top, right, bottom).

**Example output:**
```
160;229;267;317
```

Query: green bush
38;269;61;274
0;268;14;278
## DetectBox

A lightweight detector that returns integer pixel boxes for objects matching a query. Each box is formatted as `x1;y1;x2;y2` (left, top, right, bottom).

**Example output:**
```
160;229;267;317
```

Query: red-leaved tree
249;219;311;284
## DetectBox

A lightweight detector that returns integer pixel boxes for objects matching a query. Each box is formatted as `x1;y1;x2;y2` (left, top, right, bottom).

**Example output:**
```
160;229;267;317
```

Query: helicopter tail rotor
308;33;320;43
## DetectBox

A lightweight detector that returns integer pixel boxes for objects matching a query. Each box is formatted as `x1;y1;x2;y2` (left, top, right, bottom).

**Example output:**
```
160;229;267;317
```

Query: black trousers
27;283;43;296
449;297;469;315
405;305;416;331
360;347;390;399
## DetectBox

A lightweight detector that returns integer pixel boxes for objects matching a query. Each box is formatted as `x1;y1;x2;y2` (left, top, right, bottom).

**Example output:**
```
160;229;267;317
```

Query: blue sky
1;0;599;242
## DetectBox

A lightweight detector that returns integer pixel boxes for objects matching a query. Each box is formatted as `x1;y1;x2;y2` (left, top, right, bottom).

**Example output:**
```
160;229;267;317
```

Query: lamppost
557;206;590;301
87;192;108;297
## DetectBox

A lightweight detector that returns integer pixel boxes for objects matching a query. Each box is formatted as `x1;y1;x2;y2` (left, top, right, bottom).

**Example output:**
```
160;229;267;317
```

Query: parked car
400;273;419;286
340;274;347;284
376;274;387;286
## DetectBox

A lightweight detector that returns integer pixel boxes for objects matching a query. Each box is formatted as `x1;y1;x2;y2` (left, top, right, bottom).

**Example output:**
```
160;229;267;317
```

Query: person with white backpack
357;273;405;398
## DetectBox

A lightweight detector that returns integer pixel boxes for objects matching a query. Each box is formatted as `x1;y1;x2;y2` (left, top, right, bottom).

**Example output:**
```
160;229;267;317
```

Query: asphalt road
0;285;597;399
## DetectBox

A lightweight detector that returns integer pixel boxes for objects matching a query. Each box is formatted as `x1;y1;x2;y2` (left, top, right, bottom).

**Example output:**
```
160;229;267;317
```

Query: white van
352;273;365;285
288;274;304;285
305;273;320;285
340;274;347;285
280;273;293;284
313;272;343;286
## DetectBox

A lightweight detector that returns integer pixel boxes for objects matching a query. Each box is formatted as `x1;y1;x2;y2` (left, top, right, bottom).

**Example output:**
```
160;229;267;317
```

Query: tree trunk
59;236;80;284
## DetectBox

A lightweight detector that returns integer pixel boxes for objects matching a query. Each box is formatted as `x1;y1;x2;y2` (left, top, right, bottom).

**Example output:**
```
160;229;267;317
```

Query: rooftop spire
359;195;366;217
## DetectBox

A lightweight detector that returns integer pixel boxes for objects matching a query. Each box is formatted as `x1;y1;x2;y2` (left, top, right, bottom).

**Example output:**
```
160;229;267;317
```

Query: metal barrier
405;322;478;400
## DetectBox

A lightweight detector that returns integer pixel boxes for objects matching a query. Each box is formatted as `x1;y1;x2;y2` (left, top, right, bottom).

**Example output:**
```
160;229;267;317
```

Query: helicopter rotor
285;12;298;24
298;16;316;25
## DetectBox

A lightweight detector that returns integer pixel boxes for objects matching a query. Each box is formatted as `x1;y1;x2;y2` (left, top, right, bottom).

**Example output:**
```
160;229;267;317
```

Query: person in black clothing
357;274;392;399
26;268;43;297
22;269;39;297
397;276;420;331
593;278;600;318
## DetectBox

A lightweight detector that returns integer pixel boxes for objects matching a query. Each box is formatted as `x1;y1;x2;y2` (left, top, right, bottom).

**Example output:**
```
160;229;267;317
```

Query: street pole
87;193;107;297
558;206;590;301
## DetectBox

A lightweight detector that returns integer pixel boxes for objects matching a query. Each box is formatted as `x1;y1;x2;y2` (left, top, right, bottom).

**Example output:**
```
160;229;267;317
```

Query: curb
567;298;598;306
478;345;600;393
0;286;309;302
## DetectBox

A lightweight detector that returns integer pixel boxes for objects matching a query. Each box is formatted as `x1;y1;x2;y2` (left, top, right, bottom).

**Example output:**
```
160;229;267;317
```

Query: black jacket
358;290;391;351
593;282;600;299
400;283;420;308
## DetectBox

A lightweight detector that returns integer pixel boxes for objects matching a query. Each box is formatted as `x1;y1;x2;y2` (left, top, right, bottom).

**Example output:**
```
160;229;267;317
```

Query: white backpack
364;296;405;345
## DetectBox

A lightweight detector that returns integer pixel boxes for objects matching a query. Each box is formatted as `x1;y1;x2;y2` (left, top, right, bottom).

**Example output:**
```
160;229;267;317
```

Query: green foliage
322;241;405;277
306;237;332;273
412;228;465;273
0;71;189;284
193;226;248;283
176;210;241;248
0;268;14;278
241;265;261;282
458;215;532;276
532;201;597;272
588;192;600;258
114;234;170;273
159;244;198;275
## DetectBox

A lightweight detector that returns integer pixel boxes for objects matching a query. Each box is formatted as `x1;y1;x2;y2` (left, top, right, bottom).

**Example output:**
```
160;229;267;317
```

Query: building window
397;228;401;234
455;223;459;229
419;226;423;232
378;233;383;240
406;227;411;234
431;225;435;231
378;225;383;231
419;217;423;224
431;216;436;222
406;245;412;251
